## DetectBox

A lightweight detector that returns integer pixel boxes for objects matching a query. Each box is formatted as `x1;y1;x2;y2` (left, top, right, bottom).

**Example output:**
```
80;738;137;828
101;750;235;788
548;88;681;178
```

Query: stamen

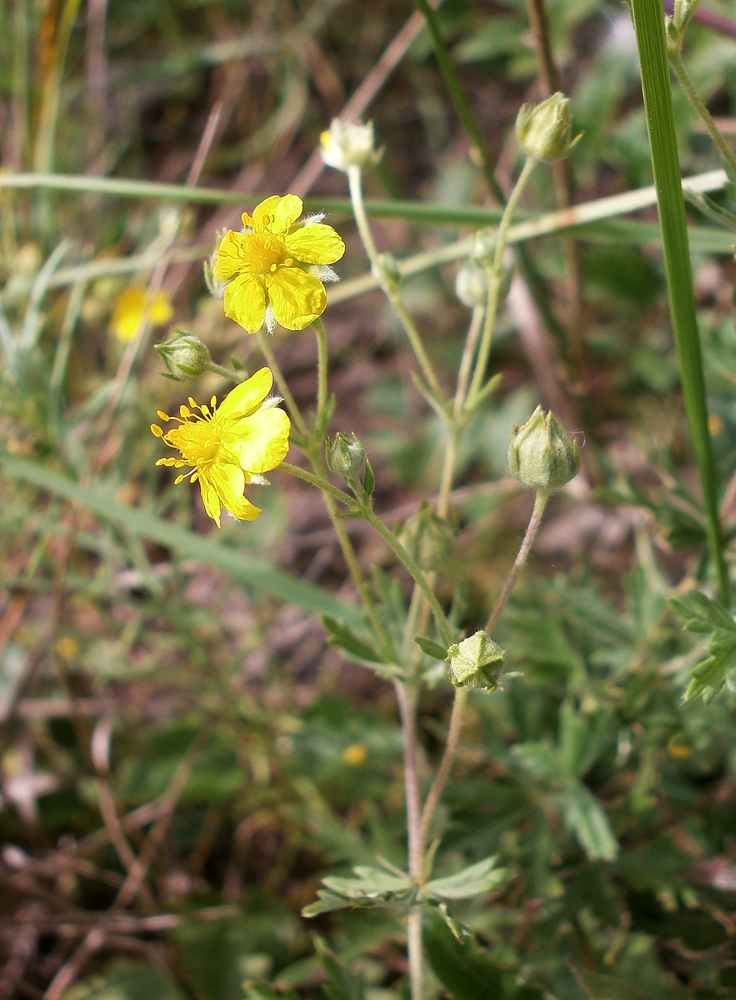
157;410;171;421
210;395;217;410
201;404;211;417
284;258;293;267
150;424;163;437
188;396;197;409
180;405;191;418
174;475;185;485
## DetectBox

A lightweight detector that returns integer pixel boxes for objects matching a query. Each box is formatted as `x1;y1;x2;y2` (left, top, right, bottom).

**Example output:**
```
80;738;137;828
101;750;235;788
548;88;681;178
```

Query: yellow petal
223;273;267;334
268;267;326;331
198;474;222;527
284;224;345;265
211;464;261;521
230;407;291;474
213;230;248;282
252;194;303;234
217;367;273;420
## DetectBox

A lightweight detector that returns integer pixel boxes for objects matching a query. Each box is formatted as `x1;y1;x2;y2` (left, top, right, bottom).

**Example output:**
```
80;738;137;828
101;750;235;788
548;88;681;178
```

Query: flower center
166;419;221;466
242;232;286;276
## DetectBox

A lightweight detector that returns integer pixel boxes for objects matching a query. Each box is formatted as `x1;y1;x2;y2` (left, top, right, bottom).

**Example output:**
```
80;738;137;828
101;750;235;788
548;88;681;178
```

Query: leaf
303;864;414;917
424;910;507;1000
670;590;736;700
685;637;736;702
413;635;448;661
1;455;361;625
65;959;187;1000
362;455;375;498
424;856;511;901
558;782;618;862
323;616;383;665
319;950;366;1000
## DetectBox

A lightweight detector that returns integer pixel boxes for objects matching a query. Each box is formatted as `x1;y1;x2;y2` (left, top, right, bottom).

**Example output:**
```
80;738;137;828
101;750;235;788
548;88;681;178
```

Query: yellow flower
212;194;345;334
342;743;368;767
110;286;174;342
151;367;290;527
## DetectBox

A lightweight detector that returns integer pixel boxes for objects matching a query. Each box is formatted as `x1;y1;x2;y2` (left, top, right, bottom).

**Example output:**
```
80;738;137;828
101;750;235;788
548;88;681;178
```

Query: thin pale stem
280;461;353;506
206;361;243;383
485;489;549;634
467;157;536;404
394;679;424;1000
313;317;329;421
347;165;445;403
256;332;308;438
363;508;454;647
669;46;736;178
454;305;484;418
418;687;467;858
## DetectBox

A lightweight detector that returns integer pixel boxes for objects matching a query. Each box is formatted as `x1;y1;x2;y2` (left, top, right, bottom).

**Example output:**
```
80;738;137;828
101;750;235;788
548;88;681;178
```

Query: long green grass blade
1;455;362;624
630;0;728;603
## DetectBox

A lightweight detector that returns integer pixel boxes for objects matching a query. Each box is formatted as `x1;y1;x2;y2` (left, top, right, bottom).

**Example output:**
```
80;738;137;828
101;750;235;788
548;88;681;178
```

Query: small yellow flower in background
212;194;344;335
151;367;290;527
667;734;693;760
342;743;368;767
110;286;174;342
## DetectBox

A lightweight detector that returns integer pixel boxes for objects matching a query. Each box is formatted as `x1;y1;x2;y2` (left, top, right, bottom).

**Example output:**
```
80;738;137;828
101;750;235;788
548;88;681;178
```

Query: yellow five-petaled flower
151;367;290;527
213;194;345;334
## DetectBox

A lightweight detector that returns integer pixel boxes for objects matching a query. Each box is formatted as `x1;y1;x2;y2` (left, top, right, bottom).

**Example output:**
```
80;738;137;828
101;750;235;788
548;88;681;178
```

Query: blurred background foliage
3;0;736;997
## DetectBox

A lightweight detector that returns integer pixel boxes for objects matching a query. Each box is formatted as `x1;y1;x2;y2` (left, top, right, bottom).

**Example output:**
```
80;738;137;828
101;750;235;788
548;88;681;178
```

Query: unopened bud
470;229;496;264
508;406;579;491
320;119;382;172
455;260;489;307
515;93;579;163
447;631;506;692
326;432;366;481
155;331;211;381
398;501;455;572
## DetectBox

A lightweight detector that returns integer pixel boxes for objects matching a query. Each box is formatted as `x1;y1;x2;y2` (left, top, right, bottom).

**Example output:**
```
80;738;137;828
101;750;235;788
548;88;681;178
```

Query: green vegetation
3;0;736;997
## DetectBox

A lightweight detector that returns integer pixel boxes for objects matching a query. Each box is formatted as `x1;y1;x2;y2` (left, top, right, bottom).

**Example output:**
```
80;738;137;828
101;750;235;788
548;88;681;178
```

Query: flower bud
515;93;578;163
155;331;211;381
326;432;366;481
455;260;489;308
471;229;496;264
320;119;382;172
398;501;455;572
508;406;579;491
447;631;506;692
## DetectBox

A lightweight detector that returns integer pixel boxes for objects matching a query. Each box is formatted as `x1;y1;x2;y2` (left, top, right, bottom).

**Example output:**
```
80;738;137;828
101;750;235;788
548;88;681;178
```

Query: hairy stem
668;45;736;178
347;165;445;403
485;489;549;634
467;157;536;404
313;317;329;421
418;686;467;857
257;332;308;438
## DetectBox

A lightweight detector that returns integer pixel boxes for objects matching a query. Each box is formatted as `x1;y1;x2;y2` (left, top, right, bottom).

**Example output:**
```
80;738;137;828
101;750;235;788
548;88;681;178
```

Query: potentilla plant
152;105;580;999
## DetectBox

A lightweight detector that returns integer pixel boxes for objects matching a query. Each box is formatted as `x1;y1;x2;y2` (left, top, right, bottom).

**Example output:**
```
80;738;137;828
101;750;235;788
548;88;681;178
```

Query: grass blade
1;455;362;625
630;0;728;603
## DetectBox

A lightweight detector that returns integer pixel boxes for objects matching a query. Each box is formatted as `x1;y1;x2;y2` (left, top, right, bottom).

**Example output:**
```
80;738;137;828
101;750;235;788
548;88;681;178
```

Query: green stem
313;317;329;422
280;461;353;506
256;331;308;439
485;490;548;634
668;46;736;178
362;508;454;647
467;157;536;404
418;687;467;858
630;0;728;604
347;165;445;404
206;361;243;383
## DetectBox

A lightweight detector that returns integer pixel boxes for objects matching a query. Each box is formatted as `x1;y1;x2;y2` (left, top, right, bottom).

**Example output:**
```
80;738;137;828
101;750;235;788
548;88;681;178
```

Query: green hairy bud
155;331;212;381
398;501;455;573
455;260;489;308
515;93;579;163
447;631;506;692
326;432;366;482
508;406;579;491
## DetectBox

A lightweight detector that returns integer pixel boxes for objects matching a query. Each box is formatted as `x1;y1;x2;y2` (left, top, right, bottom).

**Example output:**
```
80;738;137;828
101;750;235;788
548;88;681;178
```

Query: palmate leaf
424;856;511;901
670;590;736;700
302;864;414;917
